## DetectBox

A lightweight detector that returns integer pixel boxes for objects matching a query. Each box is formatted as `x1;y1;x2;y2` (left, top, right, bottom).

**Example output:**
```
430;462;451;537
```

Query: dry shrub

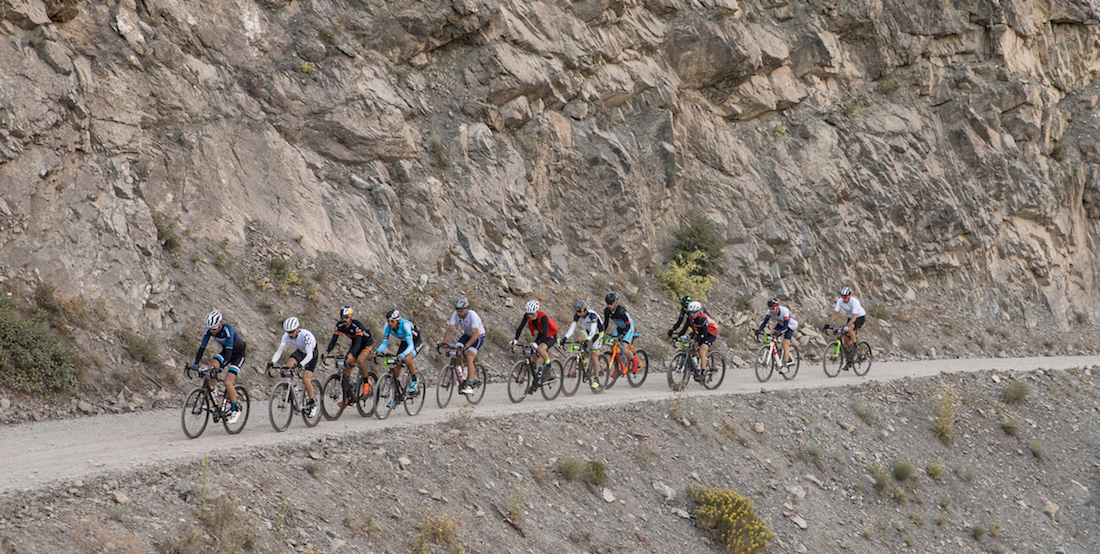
687;484;774;554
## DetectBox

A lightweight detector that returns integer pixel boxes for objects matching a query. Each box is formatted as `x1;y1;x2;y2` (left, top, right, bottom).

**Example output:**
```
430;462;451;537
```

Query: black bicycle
822;326;873;377
560;341;608;396
181;366;250;439
507;344;562;403
267;365;322;432
373;353;425;419
667;335;726;392
435;343;488;408
319;357;377;419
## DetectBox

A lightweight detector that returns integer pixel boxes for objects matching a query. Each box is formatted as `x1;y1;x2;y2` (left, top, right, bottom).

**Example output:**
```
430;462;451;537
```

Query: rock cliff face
2;0;1100;376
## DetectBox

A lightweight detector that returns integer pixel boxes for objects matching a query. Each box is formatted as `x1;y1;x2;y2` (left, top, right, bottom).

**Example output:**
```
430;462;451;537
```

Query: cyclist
377;309;421;400
510;300;558;394
683;301;719;379
268;317;319;418
563;299;604;390
602;292;639;374
320;305;375;405
190;310;247;424
667;295;708;338
756;298;798;372
441;298;486;395
823;286;866;365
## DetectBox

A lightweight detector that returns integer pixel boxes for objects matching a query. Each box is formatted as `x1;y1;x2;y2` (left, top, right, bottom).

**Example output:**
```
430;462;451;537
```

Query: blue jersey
379;318;417;357
194;324;246;366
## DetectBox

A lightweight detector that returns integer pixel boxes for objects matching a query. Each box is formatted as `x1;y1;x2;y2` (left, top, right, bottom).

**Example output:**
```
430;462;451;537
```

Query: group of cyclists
186;285;868;424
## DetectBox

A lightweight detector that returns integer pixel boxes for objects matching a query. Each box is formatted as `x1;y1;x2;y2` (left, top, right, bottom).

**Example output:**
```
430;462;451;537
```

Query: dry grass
410;510;463;553
1003;381;1030;404
556;457;585;481
931;385;961;445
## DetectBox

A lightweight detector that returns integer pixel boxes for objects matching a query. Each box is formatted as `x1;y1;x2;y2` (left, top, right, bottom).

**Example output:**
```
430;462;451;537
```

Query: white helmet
687;301;702;312
205;310;223;329
283;317;300;333
524;300;539;314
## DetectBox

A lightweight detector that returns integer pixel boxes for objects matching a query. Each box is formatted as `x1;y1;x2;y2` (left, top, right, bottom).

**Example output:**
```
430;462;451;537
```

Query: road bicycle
319;357;377;420
822;326;873;377
266;365;322;432
181;366;251;439
753;330;801;382
667;334;726;392
559;340;609;396
600;334;649;389
435;343;487;408
507;344;562;403
373;352;425;419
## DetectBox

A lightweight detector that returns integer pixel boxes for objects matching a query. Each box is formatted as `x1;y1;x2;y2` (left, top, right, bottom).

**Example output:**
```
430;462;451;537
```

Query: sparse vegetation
1051;143;1066;162
556;457;585;481
448;405;475;429
152;213;180;254
672;215;723;277
1003;381;1030;404
1001;416;1020;436
583;460;606;486
120;330;159;365
410;510;463;554
659;251;717;303
300;61;315;73
851;400;877;426
687;484;774;554
876;79;900;94
931;385;960;445
867;303;889;320
303;460;324;477
843;99;865;117
1029;440;1046;459
871;464;889;495
773;124;787;138
925;462;944;480
892;460;917;481
0;296;78;393
430;138;450;169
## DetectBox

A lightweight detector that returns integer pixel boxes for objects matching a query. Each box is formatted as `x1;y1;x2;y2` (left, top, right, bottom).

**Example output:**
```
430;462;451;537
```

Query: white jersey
833;297;866;319
272;329;317;365
565;309;602;341
449;309;486;337
762;306;798;331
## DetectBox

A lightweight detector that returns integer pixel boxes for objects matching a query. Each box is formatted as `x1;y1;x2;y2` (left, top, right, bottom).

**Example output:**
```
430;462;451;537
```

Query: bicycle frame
190;367;232;420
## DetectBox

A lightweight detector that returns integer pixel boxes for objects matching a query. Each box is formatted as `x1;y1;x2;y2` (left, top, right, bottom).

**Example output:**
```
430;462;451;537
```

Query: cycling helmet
205;310;223;329
455;298;470;309
573;299;587;311
339;305;353;319
680;295;693;308
605;292;619;305
839;287;852;297
283;317;300;333
524;300;539;314
386;309;401;321
767;298;780;308
687;301;702;312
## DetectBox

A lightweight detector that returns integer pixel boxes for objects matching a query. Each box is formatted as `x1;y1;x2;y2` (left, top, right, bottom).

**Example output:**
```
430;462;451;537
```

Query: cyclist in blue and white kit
191;310;247;424
377;309;420;395
602;292;640;374
565;299;605;390
441;299;486;395
268;317;319;418
756;298;798;373
824;287;867;363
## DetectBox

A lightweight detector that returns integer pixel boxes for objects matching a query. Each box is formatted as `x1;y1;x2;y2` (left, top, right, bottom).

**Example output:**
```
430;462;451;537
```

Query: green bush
673;215;723;276
152;213;180;254
121;330;159;365
1003;381;1029;404
1051;143;1065;162
583;460;606;486
876;79;900;94
687;485;774;554
0;297;78;393
659;252;716;303
556;457;584;481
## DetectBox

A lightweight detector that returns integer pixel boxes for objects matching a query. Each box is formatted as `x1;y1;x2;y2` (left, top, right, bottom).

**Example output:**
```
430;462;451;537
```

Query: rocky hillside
2;0;1100;398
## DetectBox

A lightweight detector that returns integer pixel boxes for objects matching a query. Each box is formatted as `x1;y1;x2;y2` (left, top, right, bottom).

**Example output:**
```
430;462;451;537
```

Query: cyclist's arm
300;332;316;366
271;333;289;364
564;321;578;339
758;314;772;332
442;325;454;345
513;316;528;342
324;328;340;356
193;331;211;366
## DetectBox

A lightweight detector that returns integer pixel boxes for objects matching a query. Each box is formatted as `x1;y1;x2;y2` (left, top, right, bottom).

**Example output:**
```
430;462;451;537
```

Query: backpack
411;323;423;351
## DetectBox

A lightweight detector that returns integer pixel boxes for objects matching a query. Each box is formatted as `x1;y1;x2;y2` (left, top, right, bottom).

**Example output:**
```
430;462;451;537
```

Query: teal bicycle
822;326;872;377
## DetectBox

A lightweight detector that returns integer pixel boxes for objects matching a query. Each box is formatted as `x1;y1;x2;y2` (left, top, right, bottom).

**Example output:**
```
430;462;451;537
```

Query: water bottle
400;373;409;390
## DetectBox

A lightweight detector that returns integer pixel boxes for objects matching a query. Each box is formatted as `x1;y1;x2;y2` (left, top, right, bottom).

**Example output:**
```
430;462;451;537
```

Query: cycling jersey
565;309;604;341
272;328;318;368
514;311;558;342
834;297;867;319
194;323;247;373
449;309;486;338
689;312;720;337
324;319;373;357
379;318;418;358
760;306;798;339
603;305;636;343
670;306;710;337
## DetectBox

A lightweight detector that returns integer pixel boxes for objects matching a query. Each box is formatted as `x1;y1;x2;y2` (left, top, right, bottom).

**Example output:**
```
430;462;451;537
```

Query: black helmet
605;292;619;305
680;295;693;308
767;298;780;308
573;299;587;311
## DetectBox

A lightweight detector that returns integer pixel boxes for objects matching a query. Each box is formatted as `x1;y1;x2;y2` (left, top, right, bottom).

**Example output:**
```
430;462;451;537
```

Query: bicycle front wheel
223;385;249;434
181;388;210;439
754;346;773;382
595;355;614;389
404;374;426;416
540;359;563;401
561;357;582;397
702;352;726;390
507;361;530;403
823;341;843;377
321;373;345;420
375;373;396;419
436;365;455;409
852;342;873;376
302;378;322;427
356;372;377;417
269;382;293;432
467;365;488;404
668;352;689;392
627;349;649;388
782;345;801;380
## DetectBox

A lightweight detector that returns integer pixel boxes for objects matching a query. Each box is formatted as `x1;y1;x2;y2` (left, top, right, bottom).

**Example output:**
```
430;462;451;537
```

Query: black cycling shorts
693;333;716;347
851;316;866;331
291;347;319;373
536;336;558;349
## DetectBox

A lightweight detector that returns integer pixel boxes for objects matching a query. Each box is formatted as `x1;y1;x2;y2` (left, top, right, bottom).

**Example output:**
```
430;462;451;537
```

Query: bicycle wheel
782;345;800;380
668;352;689;392
321;373;345;420
466;365;488;404
356;372;378;417
561;357;582;397
181;388;210;439
302;378;322;427
507;361;530;403
852;342;873;376
595;355;614;389
823;341;843;377
223;385;250;434
268;382;293;432
605;353;621;389
404;373;426;416
375;373;396;419
540;359;563;401
627;349;649;387
702;352;726;390
436;365;455;409
754;346;773;382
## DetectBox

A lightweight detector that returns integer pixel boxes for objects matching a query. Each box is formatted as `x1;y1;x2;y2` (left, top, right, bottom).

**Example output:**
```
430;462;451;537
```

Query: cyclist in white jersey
757;298;799;372
441;299;486;395
564;299;605;390
268;317;319;418
824;286;866;360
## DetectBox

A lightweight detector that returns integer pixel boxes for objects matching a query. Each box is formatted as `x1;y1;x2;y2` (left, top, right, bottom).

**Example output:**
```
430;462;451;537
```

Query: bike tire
436;365;455;409
782;345;801;380
627;349;649;388
540;359;563;401
596;355;614;389
852;342;873;376
754;346;773;382
320;373;345;420
823;341;843;377
404;373;425;416
375;373;396;420
268;382;293;432
181;388;210;439
356;372;377;417
466;365;488;405
302;378;322;427
668;352;689;392
702;352;726;390
586;356;606;394
605;353;621;389
561;357;582;397
507;361;530;404
223;385;249;434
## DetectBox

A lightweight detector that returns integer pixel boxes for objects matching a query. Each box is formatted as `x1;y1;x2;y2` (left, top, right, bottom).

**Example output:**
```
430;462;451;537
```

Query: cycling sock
230;401;240;411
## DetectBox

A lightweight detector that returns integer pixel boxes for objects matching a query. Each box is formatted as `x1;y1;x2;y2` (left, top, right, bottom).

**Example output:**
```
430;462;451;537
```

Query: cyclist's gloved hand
821;324;829;331
530;342;538;349
266;361;274;369
509;339;518;346
190;363;199;371
455;342;464;350
667;329;675;338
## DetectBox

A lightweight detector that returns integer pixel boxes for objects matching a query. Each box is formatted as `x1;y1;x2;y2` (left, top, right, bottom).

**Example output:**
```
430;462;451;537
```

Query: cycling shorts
291;347;319;373
535;336;558;349
216;343;246;375
850;316;866;331
397;340;417;359
458;333;485;356
613;323;636;345
693;332;716;347
585;332;604;352
775;327;795;340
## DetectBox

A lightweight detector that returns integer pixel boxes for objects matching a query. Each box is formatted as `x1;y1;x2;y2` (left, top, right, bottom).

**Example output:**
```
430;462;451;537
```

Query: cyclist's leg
223;371;238;403
697;342;709;370
781;328;793;365
851;316;865;344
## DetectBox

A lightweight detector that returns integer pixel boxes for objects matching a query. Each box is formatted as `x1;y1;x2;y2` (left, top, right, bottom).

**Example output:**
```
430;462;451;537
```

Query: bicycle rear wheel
436;365;455;409
320;373;345;420
782;345;801;380
595;355;614;389
404;373;425;416
702;352;726;390
375;373;396;419
627;349;649;387
268;382;293;432
540;359;563;401
302;378;322;427
668;352;689;392
181;388;210;439
507;361;530;404
754;346;773;382
466;365;488;404
222;385;249;434
561;357;582;397
356;372;377;417
823;341;843;377
852;342;873;376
